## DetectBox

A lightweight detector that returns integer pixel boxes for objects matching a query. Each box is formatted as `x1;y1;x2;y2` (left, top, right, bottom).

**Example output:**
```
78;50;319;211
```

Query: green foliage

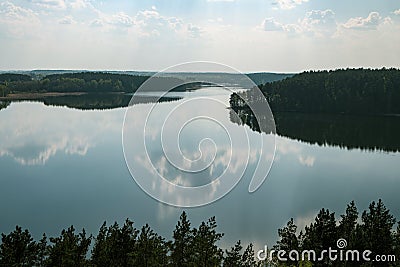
0;226;46;266
0;73;31;83
170;211;193;266
0;72;185;94
241;243;259;267
299;209;337;266
191;216;224;267
395;223;400;263
275;200;400;267
224;241;243;266
338;201;358;248
275;218;299;266
91;219;138;267
46;226;91;267
223;241;260;267
0;85;9;97
129;224;168;267
233;68;400;115
1;202;399;266
360;199;396;257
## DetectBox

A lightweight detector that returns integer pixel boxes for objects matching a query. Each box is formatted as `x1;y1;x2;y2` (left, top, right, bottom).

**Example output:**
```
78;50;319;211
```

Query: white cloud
58;15;76;24
90;12;134;28
394;9;400;15
260;9;337;37
300;9;337;36
68;0;88;9
207;0;235;2
187;23;203;37
0;2;40;37
110;12;135;27
343;12;381;30
298;155;315;167
30;0;66;10
275;0;308;10
262;17;284;31
0;1;38;21
135;9;185;37
89;18;103;27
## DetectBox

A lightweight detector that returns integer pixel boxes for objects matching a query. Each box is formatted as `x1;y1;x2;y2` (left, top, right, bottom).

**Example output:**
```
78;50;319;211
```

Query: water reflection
230;108;400;152
41;93;180;110
0;102;122;165
123;89;275;207
0;101;10;110
0;91;399;252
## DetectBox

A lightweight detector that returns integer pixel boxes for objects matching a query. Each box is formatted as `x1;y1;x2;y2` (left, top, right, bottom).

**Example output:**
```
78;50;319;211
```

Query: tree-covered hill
233;68;400;115
0;73;32;83
246;72;293;85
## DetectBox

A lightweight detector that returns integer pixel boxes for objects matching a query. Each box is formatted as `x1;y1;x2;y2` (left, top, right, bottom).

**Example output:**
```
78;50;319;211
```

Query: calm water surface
0;88;399;249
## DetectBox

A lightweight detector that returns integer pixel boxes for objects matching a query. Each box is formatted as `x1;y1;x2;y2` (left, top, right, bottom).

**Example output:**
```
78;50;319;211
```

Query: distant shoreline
0;92;87;100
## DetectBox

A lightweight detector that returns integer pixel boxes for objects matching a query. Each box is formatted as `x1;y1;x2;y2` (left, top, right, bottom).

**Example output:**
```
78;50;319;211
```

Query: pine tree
91;219;138;267
46;226;91;267
224;241;243;267
130;224;168;267
192;216;224;267
276;218;299;266
338;200;358;247
170;211;193;266
0;226;40;266
360;199;396;257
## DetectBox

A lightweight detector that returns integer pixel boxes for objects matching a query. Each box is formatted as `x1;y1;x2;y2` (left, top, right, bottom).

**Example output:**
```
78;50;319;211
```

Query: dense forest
0;72;188;94
0;71;293;97
231;68;400;115
1;200;399;266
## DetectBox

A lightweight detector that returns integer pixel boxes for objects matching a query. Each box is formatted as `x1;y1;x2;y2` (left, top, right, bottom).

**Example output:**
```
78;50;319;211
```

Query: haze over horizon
1;0;399;73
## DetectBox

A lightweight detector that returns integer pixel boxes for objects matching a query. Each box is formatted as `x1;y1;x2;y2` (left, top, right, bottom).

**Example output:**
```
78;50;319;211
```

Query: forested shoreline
0;72;188;96
1;200;399;266
231;68;400;115
0;71;291;97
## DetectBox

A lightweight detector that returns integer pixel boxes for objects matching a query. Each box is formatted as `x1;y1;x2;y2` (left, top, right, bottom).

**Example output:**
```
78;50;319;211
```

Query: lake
0;88;399;251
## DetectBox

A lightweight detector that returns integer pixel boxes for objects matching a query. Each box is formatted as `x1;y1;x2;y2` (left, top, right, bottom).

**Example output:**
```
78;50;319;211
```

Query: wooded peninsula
231;68;400;115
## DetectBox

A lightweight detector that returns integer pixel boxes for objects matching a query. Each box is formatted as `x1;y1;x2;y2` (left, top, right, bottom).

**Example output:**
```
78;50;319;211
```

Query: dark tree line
232;68;400;115
2;200;399;266
275;200;400;266
0;72;187;94
0;74;32;83
0;212;259;267
1;200;399;266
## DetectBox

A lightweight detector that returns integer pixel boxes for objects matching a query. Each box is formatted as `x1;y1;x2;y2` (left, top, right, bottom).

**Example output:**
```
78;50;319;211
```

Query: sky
0;0;399;72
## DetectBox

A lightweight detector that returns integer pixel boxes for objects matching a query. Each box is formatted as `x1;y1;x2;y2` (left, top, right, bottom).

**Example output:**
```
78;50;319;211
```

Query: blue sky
0;0;399;72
